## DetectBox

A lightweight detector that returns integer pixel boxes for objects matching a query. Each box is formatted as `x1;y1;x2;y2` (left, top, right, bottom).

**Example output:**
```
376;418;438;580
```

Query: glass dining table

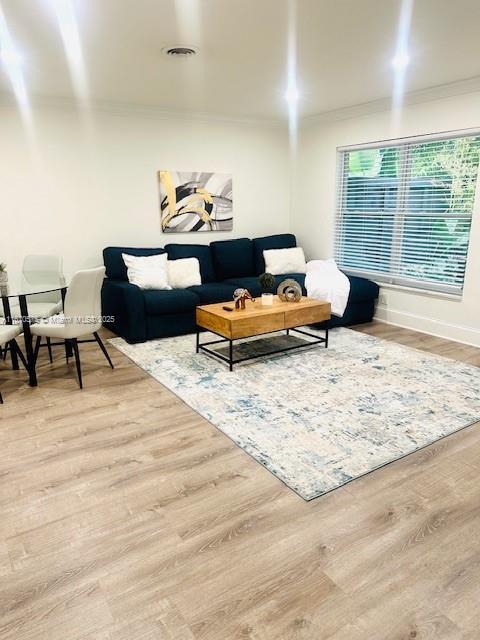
1;272;69;387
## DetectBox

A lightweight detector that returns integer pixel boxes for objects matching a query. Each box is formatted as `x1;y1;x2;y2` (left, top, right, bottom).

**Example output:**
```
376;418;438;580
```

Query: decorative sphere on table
277;279;302;302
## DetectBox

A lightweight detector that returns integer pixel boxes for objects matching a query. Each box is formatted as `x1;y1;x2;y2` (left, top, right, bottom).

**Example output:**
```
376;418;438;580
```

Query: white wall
293;91;480;347
3;92;480;346
0;104;289;276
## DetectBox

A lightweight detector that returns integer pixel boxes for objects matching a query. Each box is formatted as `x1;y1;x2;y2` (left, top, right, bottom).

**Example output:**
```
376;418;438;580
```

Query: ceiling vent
162;46;198;58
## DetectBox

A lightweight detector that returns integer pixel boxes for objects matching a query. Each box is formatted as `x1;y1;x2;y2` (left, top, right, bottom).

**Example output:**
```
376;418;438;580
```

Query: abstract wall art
158;171;233;233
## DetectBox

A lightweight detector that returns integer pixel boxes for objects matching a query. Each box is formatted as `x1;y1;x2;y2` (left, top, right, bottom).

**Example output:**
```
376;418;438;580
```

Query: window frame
335;128;480;297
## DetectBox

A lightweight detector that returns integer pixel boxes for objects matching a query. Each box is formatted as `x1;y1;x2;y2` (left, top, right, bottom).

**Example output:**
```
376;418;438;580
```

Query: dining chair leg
0;341;28;404
65;339;70;364
2;297;19;370
33;337;41;366
46;338;53;363
93;332;114;369
12;340;28;370
71;339;83;389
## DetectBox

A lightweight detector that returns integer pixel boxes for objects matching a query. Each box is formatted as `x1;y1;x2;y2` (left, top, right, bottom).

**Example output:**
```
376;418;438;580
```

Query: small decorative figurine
277;279;302;302
233;288;254;310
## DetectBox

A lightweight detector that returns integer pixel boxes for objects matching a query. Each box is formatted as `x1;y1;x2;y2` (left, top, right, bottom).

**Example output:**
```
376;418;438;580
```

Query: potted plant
0;263;7;285
259;272;275;305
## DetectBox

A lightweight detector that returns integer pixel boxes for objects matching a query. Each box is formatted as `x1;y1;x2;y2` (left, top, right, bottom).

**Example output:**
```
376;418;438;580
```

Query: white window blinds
335;132;480;295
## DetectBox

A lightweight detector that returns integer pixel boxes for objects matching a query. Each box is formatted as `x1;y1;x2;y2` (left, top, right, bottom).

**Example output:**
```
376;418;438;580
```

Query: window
335;131;480;295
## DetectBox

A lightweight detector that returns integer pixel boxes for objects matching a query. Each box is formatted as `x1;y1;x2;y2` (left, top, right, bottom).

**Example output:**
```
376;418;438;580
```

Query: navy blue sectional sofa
101;234;379;343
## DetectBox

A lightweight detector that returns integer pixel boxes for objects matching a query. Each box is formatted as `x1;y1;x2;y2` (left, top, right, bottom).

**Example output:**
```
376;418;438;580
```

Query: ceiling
1;0;480;121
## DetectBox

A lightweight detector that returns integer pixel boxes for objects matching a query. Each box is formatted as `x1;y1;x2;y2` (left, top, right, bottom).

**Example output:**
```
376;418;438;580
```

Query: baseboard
374;305;480;348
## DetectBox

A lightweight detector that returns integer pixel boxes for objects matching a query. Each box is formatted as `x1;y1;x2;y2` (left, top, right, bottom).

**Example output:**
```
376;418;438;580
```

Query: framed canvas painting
158;171;233;233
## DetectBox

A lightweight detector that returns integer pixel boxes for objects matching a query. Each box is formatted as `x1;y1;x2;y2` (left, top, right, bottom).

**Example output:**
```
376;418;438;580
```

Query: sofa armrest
101;279;147;343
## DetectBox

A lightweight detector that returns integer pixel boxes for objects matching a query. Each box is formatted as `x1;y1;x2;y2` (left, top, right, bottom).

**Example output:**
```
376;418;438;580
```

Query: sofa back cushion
103;247;166;280
210;238;255;280
165;243;215;283
252;234;297;274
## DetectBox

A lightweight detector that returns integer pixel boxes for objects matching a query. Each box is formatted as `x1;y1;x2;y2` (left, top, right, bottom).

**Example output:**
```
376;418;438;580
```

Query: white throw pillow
167;257;201;289
122;253;171;290
263;247;307;275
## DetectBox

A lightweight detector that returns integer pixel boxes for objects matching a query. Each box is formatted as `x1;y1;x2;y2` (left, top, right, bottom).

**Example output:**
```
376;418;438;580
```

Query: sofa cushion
227;274;307;296
143;289;199;316
210;238;255;280
165;243;216;283
188;283;237;304
223;277;263;297
104;247;166;281
270;274;378;301
146;313;197;340
346;275;380;303
252;233;297;275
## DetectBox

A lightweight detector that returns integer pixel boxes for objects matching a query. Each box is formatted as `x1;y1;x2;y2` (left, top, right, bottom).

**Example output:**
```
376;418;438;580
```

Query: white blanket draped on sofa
305;259;350;317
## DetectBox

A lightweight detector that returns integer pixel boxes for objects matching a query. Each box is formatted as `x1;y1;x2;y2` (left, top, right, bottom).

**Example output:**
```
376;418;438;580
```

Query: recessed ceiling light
0;19;31;124
392;51;410;71
162;46;198;58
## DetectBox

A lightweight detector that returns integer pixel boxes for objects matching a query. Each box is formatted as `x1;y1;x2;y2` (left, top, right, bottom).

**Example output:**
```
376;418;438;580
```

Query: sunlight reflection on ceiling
391;0;414;135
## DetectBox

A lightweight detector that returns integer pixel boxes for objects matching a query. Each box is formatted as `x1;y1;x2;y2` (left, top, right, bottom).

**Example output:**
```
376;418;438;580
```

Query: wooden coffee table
195;297;331;370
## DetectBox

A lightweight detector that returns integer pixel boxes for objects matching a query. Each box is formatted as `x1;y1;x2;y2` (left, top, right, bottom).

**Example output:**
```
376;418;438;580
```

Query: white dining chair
1;254;64;363
0;324;27;403
31;267;113;389
22;254;64;314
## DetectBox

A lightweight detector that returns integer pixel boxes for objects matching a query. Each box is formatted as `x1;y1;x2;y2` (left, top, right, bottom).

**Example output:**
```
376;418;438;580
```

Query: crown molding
0;92;285;129
301;75;480;128
1;74;480;131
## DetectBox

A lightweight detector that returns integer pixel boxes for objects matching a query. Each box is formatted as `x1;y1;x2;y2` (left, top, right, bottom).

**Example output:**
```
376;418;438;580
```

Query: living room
1;1;479;638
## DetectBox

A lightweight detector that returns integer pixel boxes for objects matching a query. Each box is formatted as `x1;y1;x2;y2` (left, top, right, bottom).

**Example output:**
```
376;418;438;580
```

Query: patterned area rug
109;328;480;500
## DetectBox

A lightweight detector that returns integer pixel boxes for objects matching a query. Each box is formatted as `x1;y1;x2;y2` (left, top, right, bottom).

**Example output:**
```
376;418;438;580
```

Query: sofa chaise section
320;275;380;328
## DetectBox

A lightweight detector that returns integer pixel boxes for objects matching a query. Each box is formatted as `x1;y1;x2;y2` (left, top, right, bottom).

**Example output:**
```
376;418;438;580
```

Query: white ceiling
1;0;480;121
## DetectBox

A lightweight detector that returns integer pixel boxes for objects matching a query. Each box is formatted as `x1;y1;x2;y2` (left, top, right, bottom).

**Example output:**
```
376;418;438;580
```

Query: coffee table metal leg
325;328;329;348
195;328;200;353
229;339;233;371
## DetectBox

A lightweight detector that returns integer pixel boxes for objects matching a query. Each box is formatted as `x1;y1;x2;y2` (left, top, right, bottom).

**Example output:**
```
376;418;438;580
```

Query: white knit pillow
167;258;201;289
263;247;307;275
122;253;171;290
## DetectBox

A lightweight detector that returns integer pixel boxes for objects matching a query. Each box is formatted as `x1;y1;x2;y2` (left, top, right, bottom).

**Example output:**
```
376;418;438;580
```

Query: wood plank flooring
0;321;479;639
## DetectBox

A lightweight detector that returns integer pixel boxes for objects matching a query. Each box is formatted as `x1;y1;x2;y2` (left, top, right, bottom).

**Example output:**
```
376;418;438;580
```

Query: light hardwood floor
0;322;479;640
